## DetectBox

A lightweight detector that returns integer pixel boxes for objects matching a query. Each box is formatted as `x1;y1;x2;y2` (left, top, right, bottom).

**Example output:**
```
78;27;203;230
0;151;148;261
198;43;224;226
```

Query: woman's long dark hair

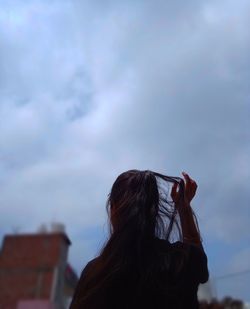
71;170;200;308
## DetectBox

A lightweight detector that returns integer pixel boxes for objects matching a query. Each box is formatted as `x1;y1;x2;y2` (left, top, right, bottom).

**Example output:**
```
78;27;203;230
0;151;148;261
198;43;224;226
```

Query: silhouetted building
0;229;78;309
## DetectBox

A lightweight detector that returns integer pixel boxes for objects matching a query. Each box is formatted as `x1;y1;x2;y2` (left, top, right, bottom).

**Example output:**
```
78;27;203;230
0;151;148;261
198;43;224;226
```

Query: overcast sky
0;0;249;301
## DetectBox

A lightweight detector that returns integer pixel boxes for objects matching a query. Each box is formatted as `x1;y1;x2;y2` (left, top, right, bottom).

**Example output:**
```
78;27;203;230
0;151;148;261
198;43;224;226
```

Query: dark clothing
70;239;209;309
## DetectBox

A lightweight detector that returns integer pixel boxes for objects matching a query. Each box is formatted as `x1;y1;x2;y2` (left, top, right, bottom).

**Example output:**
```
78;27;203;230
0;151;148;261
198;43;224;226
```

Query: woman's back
71;238;208;309
70;170;209;309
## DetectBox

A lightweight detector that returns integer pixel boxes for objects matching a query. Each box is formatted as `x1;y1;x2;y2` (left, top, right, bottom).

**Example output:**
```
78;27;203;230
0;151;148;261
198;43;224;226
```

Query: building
198;280;215;302
0;228;78;309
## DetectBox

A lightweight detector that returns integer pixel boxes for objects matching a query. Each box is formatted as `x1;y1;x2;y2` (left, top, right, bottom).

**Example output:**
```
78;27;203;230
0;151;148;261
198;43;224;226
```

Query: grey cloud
0;1;249;295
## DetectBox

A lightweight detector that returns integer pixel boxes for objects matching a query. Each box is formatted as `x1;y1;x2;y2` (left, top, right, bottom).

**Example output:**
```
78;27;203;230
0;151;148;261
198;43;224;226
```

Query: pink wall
17;300;56;309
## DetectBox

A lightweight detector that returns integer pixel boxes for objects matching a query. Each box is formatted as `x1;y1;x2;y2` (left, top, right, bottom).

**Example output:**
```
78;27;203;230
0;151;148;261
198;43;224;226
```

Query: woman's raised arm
171;172;202;247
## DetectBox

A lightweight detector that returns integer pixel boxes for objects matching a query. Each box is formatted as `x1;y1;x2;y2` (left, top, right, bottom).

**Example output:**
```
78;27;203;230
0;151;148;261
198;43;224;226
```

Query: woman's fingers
183;172;197;187
181;172;198;202
171;182;177;198
171;172;198;204
182;172;191;184
171;182;179;202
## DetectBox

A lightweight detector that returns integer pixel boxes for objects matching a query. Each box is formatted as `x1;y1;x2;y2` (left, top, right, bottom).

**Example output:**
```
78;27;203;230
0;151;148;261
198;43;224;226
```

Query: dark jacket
70;239;209;309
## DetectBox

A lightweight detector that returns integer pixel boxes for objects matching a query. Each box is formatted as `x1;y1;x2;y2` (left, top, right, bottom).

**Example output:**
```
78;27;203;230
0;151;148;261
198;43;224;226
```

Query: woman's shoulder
169;241;209;284
156;238;209;283
154;238;190;252
155;239;208;267
72;258;99;293
78;257;99;281
155;238;206;254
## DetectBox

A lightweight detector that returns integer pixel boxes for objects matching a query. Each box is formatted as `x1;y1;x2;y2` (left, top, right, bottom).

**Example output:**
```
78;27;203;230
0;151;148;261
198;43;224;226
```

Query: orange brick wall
0;233;70;308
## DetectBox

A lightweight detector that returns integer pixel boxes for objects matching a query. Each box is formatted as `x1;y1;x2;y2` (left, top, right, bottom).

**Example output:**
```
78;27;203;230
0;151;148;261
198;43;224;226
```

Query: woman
70;170;209;309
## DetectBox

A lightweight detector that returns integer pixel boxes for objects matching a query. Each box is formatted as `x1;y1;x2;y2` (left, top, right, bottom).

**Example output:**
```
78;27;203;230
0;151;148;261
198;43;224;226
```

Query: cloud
227;248;250;273
0;1;249;294
213;247;250;300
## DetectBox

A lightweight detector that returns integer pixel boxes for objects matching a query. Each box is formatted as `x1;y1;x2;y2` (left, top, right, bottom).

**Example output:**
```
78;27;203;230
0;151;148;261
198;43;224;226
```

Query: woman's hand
171;172;202;246
171;172;198;206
